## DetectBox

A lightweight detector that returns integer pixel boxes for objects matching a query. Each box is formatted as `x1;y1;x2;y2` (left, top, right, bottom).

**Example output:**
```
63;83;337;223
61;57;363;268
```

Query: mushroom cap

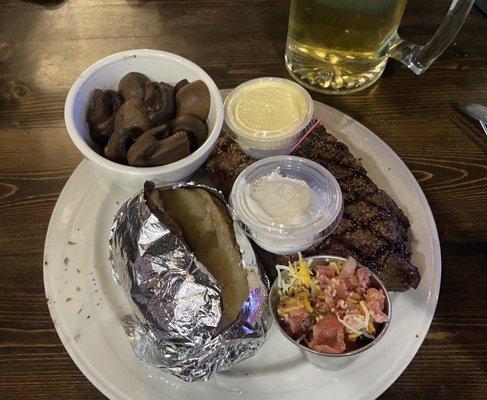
118;72;150;101
171;114;208;151
146;131;190;166
174;79;189;94
126;123;171;166
127;130;159;167
142;123;171;140
114;98;151;137
87;89;112;125
106;90;124;113
144;82;175;126
127;130;190;167
104;129;132;163
92;115;115;145
87;89;119;145
175;80;210;121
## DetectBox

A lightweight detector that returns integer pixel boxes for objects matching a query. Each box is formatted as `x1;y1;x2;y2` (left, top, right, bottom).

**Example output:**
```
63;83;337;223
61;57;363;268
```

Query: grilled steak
205;125;421;291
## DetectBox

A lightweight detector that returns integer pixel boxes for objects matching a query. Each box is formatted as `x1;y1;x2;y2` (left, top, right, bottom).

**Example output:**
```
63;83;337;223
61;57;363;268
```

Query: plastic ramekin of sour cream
224;77;315;159
229;156;343;255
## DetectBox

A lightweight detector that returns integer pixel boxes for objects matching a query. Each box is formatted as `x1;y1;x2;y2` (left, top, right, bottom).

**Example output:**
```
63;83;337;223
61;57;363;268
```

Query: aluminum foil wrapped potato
109;182;269;381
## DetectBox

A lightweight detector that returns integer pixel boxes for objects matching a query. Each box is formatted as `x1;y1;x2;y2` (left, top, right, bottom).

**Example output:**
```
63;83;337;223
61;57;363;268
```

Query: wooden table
0;1;486;399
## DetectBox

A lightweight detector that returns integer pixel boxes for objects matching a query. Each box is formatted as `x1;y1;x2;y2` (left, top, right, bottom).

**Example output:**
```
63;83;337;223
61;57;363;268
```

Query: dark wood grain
0;0;486;399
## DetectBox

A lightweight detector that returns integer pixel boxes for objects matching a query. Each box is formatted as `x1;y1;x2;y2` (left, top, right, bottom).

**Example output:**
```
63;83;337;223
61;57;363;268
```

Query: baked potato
145;185;249;326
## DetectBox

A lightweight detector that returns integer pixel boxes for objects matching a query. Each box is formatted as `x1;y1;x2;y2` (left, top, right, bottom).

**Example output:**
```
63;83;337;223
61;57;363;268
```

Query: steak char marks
206;126;421;291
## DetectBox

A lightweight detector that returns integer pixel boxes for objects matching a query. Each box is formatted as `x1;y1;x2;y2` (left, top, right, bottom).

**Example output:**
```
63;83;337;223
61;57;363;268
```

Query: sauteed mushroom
107;90;123;113
127;123;171;166
87;89;115;145
127;130;159;166
114;98;151;137
144;82;175;126
118;72;150;101
142;123;171;139
127;130;190;167
174;79;189;94
87;89;111;125
94;115;115;143
86;73;210;167
175;80;210;121
104;129;132;163
171;114;207;151
147;131;190;166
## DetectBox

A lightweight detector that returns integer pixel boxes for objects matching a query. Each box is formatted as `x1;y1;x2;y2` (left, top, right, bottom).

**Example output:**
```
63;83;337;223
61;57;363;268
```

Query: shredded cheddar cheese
275;255;389;354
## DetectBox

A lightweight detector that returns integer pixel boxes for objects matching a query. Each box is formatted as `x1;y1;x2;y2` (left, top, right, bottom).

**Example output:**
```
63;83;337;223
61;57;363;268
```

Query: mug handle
389;0;475;75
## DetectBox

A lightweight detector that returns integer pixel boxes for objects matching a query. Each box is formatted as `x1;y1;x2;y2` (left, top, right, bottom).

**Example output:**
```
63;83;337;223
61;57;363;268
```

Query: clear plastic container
224;77;315;159
229;156;343;255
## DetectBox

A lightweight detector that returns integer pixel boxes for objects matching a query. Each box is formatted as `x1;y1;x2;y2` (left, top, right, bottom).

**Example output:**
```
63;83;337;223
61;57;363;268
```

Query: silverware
458;102;487;135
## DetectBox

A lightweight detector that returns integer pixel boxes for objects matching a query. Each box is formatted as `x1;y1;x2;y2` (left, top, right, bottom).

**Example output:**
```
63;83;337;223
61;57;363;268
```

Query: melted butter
229;80;309;137
245;171;312;225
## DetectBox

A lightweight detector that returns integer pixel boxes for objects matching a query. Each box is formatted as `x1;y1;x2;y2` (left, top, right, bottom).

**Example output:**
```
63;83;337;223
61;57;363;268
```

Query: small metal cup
268;255;392;370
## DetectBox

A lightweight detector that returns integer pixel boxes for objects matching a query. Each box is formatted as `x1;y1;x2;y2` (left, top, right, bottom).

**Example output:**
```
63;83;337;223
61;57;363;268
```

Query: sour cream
230;156;344;256
244;171;312;226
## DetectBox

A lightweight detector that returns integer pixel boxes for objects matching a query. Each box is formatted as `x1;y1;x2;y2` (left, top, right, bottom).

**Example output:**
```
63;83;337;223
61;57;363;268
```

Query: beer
285;0;408;94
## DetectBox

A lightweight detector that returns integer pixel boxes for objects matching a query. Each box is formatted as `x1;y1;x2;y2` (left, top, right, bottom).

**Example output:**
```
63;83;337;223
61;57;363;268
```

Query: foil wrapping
109;182;270;381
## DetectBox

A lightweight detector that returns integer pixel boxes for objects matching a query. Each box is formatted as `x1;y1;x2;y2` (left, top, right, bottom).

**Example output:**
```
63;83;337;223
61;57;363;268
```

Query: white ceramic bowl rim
64;49;224;176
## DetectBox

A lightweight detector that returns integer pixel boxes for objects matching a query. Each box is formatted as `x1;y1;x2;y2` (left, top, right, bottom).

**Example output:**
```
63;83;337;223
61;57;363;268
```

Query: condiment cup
230;156;343;255
224;77;315;159
268;255;392;371
64;49;224;189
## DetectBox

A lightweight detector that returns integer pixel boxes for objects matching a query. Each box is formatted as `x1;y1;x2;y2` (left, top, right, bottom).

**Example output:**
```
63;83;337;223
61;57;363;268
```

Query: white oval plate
44;94;441;400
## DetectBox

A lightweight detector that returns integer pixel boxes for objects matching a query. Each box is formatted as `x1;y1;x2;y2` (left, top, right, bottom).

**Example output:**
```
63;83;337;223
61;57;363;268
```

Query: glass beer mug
285;0;475;94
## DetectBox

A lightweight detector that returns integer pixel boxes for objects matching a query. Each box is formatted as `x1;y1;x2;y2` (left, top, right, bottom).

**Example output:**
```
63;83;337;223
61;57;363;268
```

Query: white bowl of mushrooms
64;49;224;188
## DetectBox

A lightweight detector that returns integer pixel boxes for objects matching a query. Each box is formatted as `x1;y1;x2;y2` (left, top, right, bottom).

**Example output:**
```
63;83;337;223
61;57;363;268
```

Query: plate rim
43;99;441;400
43;161;133;400
312;100;441;398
